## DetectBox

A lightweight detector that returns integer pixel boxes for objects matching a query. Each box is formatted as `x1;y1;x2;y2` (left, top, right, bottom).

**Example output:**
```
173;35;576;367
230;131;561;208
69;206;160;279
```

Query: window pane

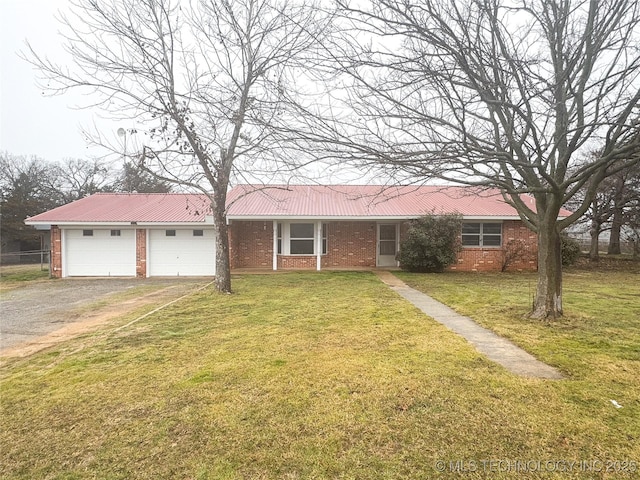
193;229;204;236
83;230;93;237
110;230;121;237
166;230;176;237
322;223;327;254
483;223;502;234
290;223;314;238
290;239;314;254
483;235;501;246
462;235;480;246
462;223;480;234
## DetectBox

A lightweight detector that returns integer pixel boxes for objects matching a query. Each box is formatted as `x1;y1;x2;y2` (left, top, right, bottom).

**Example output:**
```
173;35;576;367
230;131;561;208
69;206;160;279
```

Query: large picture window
278;222;328;255
462;223;502;247
290;223;315;254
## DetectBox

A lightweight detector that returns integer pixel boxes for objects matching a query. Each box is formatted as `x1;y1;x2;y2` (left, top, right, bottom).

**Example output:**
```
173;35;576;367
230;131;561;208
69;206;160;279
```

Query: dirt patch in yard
0;283;207;360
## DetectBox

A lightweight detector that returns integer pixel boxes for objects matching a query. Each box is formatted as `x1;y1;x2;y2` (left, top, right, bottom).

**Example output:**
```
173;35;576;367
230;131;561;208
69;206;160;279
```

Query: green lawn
1;270;639;479
0;264;49;290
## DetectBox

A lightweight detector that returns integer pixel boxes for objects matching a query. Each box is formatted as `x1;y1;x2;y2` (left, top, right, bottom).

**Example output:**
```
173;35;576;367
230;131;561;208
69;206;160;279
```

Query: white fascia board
25;221;215;228
25;221;135;228
135;222;215;227
227;215;525;222
462;216;522;221
228;215;417;221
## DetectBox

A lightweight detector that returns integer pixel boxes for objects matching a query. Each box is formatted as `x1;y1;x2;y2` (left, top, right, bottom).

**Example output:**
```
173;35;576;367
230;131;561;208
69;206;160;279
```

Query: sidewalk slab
374;271;563;379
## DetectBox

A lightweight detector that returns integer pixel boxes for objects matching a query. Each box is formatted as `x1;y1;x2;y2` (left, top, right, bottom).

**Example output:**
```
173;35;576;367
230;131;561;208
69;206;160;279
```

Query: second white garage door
148;228;216;276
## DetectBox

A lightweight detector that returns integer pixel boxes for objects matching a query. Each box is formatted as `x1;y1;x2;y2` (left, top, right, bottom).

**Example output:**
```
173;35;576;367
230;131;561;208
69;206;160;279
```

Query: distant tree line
568;158;640;259
0;151;171;254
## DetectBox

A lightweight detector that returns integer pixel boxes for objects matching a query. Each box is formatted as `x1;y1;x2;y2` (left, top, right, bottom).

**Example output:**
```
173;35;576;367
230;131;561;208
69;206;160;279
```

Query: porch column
272;220;278;271
316;221;322;271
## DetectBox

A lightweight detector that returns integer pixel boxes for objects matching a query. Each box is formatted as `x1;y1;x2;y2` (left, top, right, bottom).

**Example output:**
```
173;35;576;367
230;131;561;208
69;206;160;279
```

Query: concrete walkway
374;271;563;379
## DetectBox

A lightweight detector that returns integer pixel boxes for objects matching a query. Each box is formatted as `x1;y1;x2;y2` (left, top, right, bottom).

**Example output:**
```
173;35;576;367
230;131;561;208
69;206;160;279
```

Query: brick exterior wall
50;225;62;278
501;220;538;271
278;255;317;269
229;221;274;269
229;220;379;270
324;221;377;268
451;220;537;272
136;229;147;278
229;219;538;272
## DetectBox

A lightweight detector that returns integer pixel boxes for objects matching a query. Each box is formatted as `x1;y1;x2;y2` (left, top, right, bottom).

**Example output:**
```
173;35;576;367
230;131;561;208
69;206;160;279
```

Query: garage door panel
148;229;216;276
65;229;136;277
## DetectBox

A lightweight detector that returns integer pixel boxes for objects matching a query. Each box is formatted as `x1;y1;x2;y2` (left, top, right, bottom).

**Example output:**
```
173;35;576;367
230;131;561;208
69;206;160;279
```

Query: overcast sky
1;0;118;164
0;0;384;185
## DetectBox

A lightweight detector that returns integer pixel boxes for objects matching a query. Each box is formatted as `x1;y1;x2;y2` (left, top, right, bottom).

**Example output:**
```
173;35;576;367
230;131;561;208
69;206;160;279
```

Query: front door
377;224;398;267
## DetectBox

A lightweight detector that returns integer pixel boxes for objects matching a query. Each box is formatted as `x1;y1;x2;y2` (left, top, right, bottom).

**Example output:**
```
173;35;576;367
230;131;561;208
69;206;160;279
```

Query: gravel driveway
0;278;205;352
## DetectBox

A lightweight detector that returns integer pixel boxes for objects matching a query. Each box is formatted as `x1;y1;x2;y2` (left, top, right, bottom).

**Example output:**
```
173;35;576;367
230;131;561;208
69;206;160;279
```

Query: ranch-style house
25;184;570;277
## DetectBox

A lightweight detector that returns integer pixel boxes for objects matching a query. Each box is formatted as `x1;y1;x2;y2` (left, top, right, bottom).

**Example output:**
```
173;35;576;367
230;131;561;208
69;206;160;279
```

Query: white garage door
148;228;216;276
65;229;136;277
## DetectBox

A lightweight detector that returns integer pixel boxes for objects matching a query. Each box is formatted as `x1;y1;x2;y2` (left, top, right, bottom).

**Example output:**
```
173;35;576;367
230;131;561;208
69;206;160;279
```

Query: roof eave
227;214;528;221
25;220;215;227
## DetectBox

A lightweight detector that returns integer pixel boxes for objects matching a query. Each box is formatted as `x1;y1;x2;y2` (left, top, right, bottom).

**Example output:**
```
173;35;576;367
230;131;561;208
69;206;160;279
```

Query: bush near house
396;214;463;272
561;235;582;266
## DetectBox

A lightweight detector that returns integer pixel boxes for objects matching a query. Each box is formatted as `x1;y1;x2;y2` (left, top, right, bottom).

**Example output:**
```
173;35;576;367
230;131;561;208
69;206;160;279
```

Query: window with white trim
110;229;121;237
166;229;176;237
277;223;282;254
290;223;315;254
278;222;328;255
193;229;204;237
322;223;328;255
462;222;502;247
83;230;93;237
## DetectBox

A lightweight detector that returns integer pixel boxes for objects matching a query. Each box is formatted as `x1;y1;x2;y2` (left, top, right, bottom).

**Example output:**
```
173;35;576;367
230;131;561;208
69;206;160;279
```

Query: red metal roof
26;193;213;224
226;184;559;218
25;185;572;225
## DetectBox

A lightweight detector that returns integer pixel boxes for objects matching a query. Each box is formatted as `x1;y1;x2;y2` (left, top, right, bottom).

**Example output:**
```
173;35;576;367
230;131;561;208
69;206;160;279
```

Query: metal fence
573;239;637;255
0;250;50;269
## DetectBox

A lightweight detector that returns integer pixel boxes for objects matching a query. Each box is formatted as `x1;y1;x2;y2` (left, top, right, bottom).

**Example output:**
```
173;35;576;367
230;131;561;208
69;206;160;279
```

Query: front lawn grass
1;271;639;479
0;265;49;290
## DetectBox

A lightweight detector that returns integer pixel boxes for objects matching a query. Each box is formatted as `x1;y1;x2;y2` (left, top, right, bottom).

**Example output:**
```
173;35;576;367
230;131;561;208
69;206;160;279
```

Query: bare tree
625;184;640;257
54;158;115;202
0;153;63;252
114;162;172;193
24;0;329;292
606;161;640;254
309;0;640;318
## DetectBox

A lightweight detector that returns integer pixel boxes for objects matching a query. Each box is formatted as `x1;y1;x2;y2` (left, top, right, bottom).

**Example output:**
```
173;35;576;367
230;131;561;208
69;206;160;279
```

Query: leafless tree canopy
308;0;640;318
25;0;331;292
324;0;639;215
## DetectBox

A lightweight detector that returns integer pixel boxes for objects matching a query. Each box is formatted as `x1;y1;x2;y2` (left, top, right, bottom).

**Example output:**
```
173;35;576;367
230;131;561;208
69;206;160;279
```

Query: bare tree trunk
608;174;626;255
214;216;232;293
589;220;601;262
608;206;623;255
531;218;563;319
212;184;232;293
